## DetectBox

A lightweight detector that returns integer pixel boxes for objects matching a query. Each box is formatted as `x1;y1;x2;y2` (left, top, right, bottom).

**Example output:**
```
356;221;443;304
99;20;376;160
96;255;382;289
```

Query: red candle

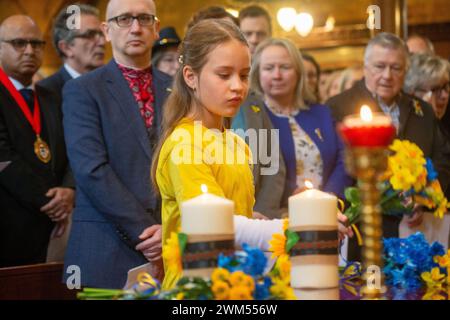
338;105;396;147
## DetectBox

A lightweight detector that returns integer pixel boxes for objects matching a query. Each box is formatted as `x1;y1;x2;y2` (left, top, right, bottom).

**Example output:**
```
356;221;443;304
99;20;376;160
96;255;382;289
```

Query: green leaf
178;232;188;254
285;229;300;253
345;187;361;205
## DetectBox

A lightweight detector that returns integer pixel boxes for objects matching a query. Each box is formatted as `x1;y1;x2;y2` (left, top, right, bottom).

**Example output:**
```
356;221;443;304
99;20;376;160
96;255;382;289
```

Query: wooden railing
0;263;78;300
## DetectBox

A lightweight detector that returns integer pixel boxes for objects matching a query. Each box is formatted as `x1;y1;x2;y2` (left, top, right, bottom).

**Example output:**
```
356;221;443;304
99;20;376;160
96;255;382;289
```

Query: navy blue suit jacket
62;60;172;288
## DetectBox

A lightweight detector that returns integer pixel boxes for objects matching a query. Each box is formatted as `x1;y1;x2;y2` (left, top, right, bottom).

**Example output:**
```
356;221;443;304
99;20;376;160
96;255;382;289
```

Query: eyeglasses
417;82;450;96
368;63;405;76
107;14;157;28
70;29;105;41
1;38;46;51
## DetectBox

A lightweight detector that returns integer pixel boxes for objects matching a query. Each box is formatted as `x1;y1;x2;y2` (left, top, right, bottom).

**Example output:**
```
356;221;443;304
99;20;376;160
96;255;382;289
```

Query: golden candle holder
344;147;388;299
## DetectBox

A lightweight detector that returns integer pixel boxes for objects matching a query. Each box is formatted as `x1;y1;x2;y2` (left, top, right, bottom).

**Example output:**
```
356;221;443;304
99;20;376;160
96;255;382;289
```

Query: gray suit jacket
232;93;286;218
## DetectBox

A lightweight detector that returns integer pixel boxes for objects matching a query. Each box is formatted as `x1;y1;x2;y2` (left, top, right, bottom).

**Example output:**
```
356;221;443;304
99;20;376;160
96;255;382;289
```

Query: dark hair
186;6;239;30
151;19;248;193
238;5;272;34
302;53;321;78
52;4;100;58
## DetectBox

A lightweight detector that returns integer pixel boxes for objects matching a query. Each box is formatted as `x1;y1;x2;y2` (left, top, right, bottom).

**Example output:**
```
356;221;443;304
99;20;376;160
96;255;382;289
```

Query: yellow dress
156;118;255;289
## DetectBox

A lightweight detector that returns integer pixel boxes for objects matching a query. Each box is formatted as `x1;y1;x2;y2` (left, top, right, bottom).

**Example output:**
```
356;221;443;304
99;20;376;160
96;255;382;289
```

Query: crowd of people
0;0;449;290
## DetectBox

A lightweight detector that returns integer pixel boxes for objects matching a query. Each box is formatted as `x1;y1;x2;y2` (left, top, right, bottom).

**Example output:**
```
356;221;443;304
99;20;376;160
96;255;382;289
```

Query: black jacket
0;80;74;267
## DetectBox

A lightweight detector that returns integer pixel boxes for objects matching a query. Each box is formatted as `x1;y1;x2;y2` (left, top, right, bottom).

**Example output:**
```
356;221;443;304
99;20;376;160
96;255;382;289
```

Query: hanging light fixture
277;7;297;32
324;15;335;32
226;8;239;18
295;12;314;37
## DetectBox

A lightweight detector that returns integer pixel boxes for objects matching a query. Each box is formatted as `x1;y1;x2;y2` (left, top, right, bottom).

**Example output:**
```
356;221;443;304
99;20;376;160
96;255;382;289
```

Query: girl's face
259;45;298;104
185;39;251;125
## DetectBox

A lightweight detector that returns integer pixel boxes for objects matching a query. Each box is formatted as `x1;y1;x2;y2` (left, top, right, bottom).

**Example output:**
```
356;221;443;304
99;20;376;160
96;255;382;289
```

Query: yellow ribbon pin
251;105;260;113
315;128;323;141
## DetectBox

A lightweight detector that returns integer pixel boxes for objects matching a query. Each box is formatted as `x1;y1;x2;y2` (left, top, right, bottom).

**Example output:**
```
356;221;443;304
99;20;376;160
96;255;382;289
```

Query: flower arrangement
344;139;449;225
163;242;279;300
383;233;449;293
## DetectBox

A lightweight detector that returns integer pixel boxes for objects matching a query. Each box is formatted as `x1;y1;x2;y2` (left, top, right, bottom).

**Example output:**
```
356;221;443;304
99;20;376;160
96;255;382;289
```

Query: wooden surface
0;263;78;300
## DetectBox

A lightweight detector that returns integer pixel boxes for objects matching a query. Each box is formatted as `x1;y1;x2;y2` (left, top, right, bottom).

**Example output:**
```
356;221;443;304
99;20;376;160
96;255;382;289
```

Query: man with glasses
0;15;74;267
39;4;105;102
327;32;450;260
62;0;172;289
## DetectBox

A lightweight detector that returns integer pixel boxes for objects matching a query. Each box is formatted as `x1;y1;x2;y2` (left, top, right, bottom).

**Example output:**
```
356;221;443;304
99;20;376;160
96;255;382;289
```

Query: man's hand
338;211;354;241
252;211;269;220
149;258;165;283
50;217;70;239
40;187;75;222
405;205;425;228
135;224;162;262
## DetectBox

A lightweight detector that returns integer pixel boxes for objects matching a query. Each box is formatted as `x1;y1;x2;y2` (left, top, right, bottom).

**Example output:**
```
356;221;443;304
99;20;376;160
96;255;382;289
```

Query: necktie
19;88;35;113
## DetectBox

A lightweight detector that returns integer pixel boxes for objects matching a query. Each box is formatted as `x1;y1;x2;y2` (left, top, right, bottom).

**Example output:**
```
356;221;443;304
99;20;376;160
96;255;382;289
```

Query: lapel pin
315;128;324;141
251;105;260;113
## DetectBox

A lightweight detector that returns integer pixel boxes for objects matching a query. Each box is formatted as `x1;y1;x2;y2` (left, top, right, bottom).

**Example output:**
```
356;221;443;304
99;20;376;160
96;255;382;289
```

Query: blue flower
237;243;267;277
383;232;445;289
217;254;241;272
254;277;272;300
425;158;438;181
430;242;445;258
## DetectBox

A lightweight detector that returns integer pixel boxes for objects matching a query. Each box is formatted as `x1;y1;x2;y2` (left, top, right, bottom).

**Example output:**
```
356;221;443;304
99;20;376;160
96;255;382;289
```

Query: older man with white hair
327;32;450;260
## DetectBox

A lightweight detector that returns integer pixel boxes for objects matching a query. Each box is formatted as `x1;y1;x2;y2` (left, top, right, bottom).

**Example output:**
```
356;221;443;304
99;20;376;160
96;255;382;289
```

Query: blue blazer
265;103;352;204
62;60;172;289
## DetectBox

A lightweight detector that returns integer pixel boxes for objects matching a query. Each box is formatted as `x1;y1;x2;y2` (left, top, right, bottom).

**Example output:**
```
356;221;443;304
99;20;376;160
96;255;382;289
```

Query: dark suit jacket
62;60;172;289
327;79;450;258
0;79;73;267
38;66;73;109
327;79;450;193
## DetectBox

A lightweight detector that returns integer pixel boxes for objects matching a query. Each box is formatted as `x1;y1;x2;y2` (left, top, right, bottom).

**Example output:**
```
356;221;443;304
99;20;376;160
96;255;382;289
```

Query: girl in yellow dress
151;19;255;289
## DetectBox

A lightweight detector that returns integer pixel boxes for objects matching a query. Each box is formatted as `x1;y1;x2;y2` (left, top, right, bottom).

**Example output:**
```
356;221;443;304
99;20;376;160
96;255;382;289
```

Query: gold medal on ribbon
34;135;51;163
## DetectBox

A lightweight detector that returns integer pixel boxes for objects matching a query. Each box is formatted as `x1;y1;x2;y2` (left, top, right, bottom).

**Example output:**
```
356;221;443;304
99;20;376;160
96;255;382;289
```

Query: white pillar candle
180;185;234;235
289;188;338;228
289;184;339;289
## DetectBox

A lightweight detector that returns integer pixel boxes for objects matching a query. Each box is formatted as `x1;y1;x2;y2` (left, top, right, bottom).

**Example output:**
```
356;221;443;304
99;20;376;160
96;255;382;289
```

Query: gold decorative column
344;147;388;299
338;106;396;300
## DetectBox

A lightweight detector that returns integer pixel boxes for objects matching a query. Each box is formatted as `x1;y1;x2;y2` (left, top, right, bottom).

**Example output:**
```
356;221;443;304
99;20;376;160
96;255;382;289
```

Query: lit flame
360;105;373;122
304;180;314;189
201;184;208;194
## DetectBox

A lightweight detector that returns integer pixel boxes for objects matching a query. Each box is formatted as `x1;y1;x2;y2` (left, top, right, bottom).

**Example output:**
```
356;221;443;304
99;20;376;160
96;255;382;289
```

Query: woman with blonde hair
237;38;352;211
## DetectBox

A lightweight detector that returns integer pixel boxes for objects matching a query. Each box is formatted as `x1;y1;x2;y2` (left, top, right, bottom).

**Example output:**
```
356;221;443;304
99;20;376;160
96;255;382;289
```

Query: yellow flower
413;195;434;209
176;292;184;300
212;280;230;300
162;232;182;274
387;140;427;192
422;288;446;300
421;267;446;288
282;218;289;232
434;198;449;219
268;233;286;259
435;250;450;268
275;254;291;281
229;271;254;292
211;268;230;283
229;286;253;300
270;278;296;300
